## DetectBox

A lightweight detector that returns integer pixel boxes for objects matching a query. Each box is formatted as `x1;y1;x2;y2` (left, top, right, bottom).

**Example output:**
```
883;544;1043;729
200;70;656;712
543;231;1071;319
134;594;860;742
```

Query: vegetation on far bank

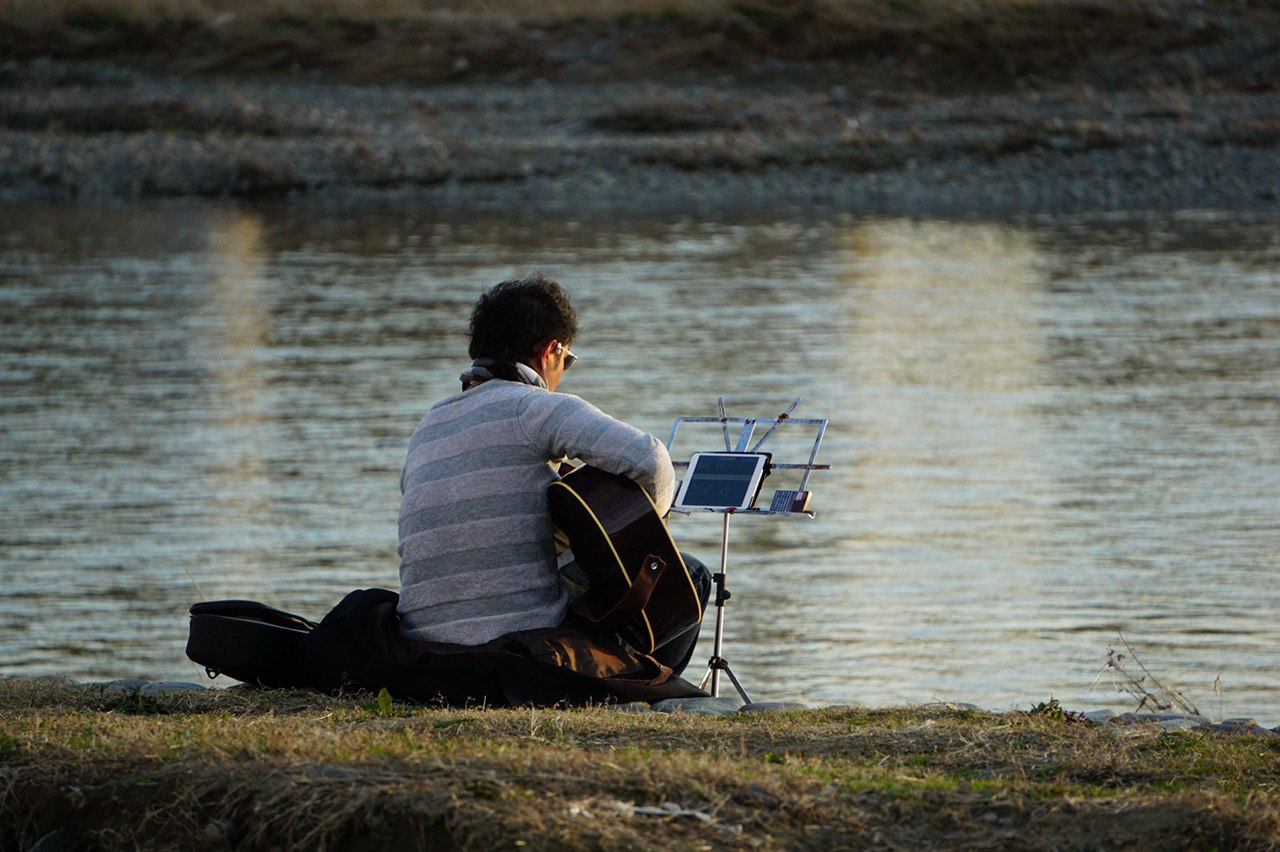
2;1;1275;204
2;0;1277;93
3;680;1280;849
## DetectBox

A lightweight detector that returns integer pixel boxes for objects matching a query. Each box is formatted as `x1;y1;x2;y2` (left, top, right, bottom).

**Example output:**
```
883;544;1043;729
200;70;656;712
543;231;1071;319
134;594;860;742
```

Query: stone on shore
651;696;744;716
1206;719;1278;737
1157;717;1204;730
739;701;809;713
88;678;208;695
1114;711;1211;726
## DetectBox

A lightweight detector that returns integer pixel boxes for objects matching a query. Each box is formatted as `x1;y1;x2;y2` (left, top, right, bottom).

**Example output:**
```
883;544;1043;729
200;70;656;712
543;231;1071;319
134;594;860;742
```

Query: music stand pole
701;511;752;703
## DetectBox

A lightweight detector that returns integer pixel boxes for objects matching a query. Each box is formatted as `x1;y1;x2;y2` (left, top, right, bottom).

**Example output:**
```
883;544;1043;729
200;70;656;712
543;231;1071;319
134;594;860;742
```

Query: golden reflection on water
836;219;1053;543
728;219;1059;701
204;210;268;417
839;220;1047;390
200;210;271;548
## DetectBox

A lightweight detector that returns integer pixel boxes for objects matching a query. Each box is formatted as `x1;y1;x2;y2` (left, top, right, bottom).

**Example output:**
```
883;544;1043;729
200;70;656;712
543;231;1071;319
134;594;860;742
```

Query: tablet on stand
666;398;829;702
674;452;772;512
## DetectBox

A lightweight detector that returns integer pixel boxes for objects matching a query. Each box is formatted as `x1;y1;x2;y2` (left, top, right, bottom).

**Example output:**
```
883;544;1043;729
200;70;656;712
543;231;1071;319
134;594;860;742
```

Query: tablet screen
674;452;771;510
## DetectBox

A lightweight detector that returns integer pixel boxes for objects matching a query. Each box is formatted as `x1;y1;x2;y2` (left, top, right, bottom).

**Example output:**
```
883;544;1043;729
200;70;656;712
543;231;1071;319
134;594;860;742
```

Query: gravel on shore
2;57;1278;215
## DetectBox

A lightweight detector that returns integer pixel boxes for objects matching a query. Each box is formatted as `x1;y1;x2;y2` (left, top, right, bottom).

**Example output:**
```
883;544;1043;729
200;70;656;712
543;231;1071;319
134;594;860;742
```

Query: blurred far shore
2;0;1278;210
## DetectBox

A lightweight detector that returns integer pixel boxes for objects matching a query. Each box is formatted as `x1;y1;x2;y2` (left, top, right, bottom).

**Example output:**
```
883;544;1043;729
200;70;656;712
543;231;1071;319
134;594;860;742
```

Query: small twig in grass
184;565;207;601
1094;633;1199;716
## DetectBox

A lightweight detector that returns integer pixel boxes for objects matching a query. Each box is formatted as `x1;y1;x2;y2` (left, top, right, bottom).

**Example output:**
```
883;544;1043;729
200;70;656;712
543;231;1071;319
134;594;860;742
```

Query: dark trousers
649;552;712;676
561;551;712;677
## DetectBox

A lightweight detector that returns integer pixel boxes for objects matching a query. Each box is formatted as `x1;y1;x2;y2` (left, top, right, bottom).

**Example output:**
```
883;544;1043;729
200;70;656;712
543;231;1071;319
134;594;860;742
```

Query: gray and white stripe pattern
397;379;674;645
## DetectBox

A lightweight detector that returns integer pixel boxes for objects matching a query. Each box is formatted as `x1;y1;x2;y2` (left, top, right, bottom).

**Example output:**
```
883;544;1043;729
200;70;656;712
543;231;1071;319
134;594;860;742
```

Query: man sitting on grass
396;274;709;674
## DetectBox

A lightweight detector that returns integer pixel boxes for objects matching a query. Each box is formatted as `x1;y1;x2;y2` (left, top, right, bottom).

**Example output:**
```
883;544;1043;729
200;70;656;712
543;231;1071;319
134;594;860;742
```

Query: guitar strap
570;553;667;628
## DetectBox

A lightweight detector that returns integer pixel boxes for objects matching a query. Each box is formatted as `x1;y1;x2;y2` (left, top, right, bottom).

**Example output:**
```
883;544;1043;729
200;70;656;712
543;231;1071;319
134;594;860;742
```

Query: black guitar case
186;589;707;706
186;600;319;688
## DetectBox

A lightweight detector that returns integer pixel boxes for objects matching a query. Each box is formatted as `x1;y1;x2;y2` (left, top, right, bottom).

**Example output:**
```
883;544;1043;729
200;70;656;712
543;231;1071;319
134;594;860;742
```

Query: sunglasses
555;343;578;369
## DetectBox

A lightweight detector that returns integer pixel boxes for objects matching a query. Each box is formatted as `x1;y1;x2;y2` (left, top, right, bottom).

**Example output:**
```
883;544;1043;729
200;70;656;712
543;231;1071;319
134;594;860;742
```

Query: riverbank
3;678;1280;849
1;0;1278;213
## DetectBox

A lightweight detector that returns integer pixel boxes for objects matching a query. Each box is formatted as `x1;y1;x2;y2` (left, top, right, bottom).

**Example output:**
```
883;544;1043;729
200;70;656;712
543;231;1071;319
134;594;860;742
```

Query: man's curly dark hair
468;275;578;364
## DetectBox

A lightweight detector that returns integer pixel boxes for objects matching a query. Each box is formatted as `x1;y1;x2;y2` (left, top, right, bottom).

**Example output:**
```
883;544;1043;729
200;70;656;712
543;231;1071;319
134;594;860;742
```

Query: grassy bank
3;681;1280;849
2;0;1277;92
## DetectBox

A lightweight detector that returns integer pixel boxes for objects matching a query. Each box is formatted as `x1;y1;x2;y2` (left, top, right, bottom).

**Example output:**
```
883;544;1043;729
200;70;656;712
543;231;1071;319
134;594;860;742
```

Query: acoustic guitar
548;465;703;655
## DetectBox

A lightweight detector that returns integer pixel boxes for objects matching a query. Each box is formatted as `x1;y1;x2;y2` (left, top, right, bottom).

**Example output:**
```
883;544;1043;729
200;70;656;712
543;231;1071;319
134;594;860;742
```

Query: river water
2;200;1277;721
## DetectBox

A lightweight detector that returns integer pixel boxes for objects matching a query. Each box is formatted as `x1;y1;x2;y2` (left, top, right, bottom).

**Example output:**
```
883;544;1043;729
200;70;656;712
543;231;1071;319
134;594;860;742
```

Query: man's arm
521;392;675;515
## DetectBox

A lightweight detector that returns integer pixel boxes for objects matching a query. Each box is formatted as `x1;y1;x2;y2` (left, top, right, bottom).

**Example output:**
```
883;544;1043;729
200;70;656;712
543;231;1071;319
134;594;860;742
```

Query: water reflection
1;201;1278;722
724;219;1059;705
202;211;272;578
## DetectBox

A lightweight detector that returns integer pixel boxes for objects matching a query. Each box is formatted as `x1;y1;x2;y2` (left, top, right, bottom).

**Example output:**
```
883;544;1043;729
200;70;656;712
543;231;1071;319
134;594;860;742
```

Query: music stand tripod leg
698;512;752;704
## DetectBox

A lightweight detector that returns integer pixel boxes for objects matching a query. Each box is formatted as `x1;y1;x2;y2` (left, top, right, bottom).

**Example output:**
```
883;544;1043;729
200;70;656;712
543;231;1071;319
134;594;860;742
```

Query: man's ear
537;339;559;364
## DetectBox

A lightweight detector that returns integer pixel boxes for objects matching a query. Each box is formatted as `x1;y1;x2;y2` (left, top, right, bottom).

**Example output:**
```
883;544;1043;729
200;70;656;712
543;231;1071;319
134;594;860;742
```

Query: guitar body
548;466;703;654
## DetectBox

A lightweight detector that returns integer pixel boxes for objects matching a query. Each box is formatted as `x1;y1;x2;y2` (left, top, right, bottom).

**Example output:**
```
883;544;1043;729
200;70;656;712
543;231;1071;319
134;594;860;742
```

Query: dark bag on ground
186;599;319;688
186;589;706;706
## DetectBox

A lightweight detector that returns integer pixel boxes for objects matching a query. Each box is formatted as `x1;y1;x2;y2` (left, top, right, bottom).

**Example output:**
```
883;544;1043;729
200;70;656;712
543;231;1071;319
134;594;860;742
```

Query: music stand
667;397;829;702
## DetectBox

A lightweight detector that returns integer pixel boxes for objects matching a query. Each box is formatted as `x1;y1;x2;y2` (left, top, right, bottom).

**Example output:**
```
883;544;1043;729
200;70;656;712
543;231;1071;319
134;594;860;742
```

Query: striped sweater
397;379;675;645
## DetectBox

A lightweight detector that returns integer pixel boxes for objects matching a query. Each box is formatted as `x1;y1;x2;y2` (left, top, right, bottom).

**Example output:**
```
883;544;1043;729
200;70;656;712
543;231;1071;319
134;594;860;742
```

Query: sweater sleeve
520;391;675;515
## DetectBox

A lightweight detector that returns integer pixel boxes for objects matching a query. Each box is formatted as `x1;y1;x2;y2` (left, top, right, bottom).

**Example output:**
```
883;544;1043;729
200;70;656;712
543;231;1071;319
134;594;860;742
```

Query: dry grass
4;680;1280;849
